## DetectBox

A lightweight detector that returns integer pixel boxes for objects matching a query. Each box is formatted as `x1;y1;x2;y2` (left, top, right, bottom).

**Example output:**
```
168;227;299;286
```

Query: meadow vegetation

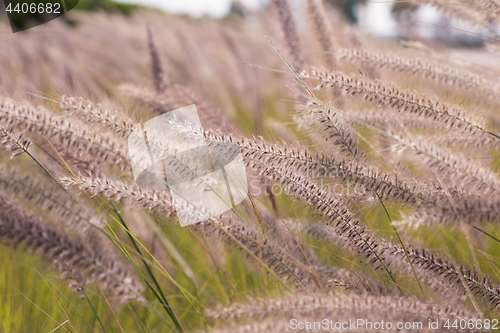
1;1;500;332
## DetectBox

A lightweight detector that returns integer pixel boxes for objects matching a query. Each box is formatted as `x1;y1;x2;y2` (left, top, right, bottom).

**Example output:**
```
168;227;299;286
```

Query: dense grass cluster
1;1;500;332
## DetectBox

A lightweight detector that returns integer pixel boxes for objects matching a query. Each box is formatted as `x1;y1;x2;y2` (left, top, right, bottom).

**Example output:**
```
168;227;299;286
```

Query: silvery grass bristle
61;96;136;137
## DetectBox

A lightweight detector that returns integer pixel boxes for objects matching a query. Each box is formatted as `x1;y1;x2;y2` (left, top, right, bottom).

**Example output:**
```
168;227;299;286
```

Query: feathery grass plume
301;220;463;301
0;166;103;232
199;217;317;289
300;100;359;157
206;131;438;205
305;69;497;141
146;25;168;93
271;0;303;72
306;0;336;69
403;195;500;228
7;4;500;328
249;159;382;264
61;96;136;137
0;97;130;170
429;130;500;149
247;160;483;300
390;133;500;195
263;181;279;215
60;174;176;217
65;172;316;287
65;175;316;288
380;242;500;308
337;48;492;96
474;0;500;36
119;83;180;114
206;293;478;323
297;225;381;293
0;191;143;302
343;108;448;132
0;126;31;159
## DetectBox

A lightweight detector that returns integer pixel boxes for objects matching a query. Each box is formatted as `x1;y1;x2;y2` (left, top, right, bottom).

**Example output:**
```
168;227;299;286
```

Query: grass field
1;1;500;332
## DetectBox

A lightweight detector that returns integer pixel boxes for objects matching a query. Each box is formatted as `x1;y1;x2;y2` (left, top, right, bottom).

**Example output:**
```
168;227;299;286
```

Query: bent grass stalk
109;202;184;332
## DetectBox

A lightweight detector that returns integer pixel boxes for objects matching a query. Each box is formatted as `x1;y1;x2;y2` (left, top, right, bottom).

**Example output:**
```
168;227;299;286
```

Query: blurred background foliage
0;0;140;31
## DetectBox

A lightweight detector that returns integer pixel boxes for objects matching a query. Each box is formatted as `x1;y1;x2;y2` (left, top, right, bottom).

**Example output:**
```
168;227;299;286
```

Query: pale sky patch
115;0;265;17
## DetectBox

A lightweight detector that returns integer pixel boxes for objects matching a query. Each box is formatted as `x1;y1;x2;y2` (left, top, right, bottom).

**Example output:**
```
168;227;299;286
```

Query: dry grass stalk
251;160;380;262
252;156;500;307
301;220;465;302
4;2;500;329
429;130;500;149
403;195;500;228
341;108;447;132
